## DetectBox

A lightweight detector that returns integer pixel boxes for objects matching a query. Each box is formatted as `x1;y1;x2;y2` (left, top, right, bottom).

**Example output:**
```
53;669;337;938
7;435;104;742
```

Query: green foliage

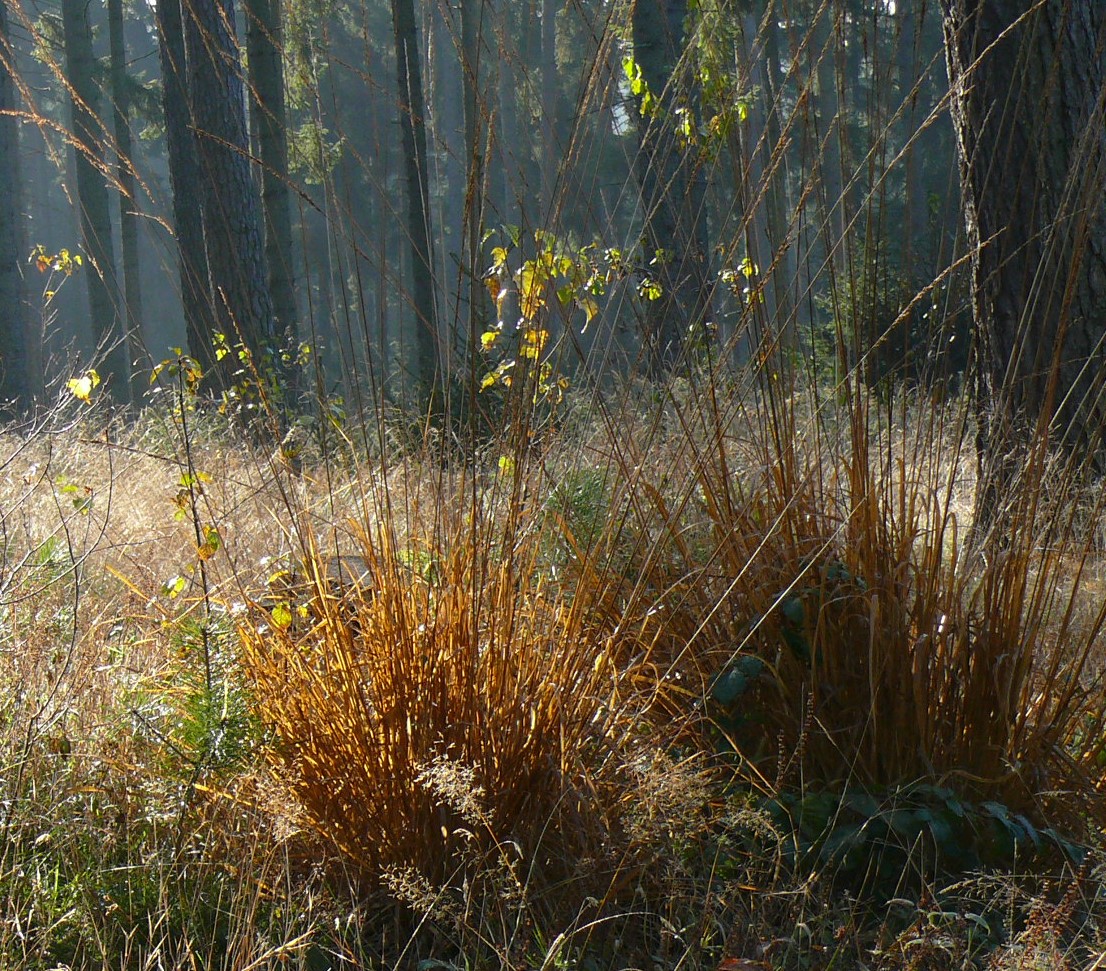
166;613;261;776
763;783;1085;898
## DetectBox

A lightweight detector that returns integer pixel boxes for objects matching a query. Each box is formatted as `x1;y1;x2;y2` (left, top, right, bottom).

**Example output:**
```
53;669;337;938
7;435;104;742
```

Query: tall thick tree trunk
245;0;298;351
108;0;145;397
392;0;440;403
185;0;278;394
61;0;129;402
632;0;711;374
155;0;216;379
941;1;1106;507
0;0;29;411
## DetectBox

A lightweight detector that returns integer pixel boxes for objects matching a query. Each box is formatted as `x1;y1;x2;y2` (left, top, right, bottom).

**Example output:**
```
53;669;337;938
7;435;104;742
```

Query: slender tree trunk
632;0;711;374
108;0;145;397
461;0;487;360
540;0;557;217
941;0;1106;510
392;0;440;403
739;11;778;339
431;2;465;363
156;0;216;379
813;0;847;279
762;5;799;342
245;0;298;351
185;0;278;392
0;0;29;411
61;0;129;402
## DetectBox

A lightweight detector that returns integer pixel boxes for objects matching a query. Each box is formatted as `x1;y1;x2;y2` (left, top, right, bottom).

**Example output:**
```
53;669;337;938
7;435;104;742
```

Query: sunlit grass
1;371;1105;968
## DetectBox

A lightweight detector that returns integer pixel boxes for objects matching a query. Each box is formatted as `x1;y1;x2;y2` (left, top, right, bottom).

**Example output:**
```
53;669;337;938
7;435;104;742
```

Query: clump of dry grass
237;502;641;902
578;376;1106;830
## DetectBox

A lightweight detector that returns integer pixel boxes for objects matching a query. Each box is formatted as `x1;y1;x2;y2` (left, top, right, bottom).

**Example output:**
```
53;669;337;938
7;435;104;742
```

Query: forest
2;0;1106;968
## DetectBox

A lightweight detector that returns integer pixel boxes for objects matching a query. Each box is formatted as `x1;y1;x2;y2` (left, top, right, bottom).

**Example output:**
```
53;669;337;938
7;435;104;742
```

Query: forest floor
1;376;1105;970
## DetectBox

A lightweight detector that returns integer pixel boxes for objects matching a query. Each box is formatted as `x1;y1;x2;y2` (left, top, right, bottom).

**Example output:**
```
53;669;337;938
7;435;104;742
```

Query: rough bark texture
461;0;486;358
109;0;146;397
0;0;29;410
942;0;1106;496
430;2;465;361
245;0;298;349
156;0;217;379
632;0;711;374
392;0;440;401
62;0;129;402
185;0;278;386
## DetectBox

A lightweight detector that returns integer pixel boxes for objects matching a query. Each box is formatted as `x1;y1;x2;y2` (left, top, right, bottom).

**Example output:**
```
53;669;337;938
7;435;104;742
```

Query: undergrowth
1;364;1106;970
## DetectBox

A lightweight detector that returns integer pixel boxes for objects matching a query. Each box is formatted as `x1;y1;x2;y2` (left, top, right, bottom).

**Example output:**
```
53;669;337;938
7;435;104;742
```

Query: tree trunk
461;0;487;361
540;0;557;217
632;0;711;374
109;0;146;397
155;0;217;380
812;0;847;280
0;0;29;411
392;0;440;404
245;0;298;354
185;0;278;394
61;0;129;402
941;1;1106;505
431;1;465;364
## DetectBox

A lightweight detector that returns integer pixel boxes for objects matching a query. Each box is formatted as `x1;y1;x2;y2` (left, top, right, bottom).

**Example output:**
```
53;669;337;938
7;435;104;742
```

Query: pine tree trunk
941;0;1106;506
0;0;29;411
155;0;216;379
109;0;146;397
632;0;711;374
185;0;279;397
62;0;129;402
245;0;298;352
392;0;440;403
461;0;486;361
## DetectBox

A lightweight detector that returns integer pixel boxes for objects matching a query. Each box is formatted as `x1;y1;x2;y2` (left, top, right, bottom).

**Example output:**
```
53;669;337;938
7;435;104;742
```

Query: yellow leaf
578;296;599;327
518;264;545;320
480;372;498;390
271;603;293;630
519;328;549;360
481;330;499;350
197;525;221;561
483;273;501;303
67;370;101;404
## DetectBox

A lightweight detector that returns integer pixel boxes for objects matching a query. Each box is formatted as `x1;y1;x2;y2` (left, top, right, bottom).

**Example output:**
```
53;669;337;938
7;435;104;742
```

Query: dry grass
2;374;1106;968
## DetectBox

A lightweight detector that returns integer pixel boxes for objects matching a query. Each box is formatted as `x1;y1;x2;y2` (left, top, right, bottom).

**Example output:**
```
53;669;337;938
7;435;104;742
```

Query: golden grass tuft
237;511;638;894
580;380;1106;828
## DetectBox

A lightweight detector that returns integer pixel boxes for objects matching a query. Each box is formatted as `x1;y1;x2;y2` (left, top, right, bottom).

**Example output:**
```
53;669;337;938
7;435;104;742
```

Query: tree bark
156;0;217;379
941;1;1106;504
392;0;440;403
185;0;279;393
245;0;298;353
461;0;487;361
62;0;129;402
632;0;711;375
109;0;146;397
0;0;29;411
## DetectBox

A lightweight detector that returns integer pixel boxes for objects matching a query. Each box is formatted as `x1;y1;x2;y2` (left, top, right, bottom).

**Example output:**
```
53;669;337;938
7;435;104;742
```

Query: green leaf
780;596;805;626
711;667;747;706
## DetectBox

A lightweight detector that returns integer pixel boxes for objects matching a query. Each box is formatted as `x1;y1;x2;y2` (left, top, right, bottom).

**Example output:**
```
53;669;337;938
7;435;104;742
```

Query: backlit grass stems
238;515;634;894
592;374;1106;827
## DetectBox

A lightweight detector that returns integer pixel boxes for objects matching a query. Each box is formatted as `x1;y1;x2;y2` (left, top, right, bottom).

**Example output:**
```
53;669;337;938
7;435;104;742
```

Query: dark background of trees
1;0;1099;490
